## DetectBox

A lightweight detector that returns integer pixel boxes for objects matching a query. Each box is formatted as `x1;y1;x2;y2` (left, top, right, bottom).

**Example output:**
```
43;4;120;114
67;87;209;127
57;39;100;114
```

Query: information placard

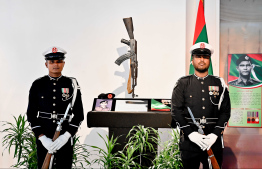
227;54;262;127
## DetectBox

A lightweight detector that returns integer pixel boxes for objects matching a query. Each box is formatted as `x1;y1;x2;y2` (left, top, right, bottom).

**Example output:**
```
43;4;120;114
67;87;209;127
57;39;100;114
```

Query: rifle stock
187;107;220;169
123;17;134;39
41;103;71;169
127;63;133;94
207;148;220;169
42;153;52;169
41;131;61;169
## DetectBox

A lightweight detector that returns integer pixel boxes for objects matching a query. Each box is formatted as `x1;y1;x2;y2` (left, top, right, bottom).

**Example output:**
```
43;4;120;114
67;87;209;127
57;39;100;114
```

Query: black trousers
181;149;223;169
36;138;73;169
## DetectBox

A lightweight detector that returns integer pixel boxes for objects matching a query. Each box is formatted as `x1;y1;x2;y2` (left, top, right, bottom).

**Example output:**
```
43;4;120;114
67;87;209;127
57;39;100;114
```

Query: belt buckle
199;118;206;124
51;114;57;119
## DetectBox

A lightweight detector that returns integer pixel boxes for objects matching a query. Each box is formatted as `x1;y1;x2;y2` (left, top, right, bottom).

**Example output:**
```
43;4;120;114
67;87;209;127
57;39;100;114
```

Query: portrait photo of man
94;99;112;111
228;55;261;87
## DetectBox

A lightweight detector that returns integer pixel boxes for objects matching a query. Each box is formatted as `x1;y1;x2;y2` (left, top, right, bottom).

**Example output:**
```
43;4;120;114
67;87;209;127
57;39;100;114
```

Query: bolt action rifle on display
115;17;138;98
41;103;72;169
187;107;220;169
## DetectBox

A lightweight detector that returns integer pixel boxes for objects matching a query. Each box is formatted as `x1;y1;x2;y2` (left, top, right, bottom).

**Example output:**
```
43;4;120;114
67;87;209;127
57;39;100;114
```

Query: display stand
87;110;172;167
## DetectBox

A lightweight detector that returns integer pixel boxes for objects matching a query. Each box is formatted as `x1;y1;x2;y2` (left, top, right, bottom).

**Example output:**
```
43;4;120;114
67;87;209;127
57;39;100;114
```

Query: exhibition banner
228;54;262;127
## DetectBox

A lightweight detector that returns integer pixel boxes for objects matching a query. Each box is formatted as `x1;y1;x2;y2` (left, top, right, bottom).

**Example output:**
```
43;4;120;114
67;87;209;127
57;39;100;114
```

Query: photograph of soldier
95;99;112;111
171;42;231;169
26;46;84;169
228;55;261;87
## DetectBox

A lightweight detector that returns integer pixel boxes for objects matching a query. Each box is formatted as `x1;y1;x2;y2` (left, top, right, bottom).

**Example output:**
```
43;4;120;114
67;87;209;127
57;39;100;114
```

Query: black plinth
87;111;172;167
87;111;172;128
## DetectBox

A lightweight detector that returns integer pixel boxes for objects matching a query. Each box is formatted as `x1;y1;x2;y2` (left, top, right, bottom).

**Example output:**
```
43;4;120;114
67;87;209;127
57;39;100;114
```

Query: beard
195;67;209;73
193;62;210;73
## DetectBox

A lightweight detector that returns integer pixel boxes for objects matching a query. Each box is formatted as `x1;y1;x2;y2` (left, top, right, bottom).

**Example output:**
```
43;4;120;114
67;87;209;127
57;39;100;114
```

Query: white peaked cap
190;42;214;55
42;46;67;56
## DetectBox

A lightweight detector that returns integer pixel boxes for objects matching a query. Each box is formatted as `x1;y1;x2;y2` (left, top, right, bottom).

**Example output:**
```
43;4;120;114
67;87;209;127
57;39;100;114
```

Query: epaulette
39;75;48;80
35;77;42;81
178;75;192;81
210;75;220;79
34;75;47;82
210;75;228;88
68;77;81;90
173;75;192;88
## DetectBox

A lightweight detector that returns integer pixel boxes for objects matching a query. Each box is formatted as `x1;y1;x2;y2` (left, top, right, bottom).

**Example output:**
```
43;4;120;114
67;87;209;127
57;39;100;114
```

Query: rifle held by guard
41;103;71;169
187;107;220;169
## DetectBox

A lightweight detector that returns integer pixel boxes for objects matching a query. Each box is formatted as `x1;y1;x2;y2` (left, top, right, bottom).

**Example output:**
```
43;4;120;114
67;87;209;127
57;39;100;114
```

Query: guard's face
237;61;252;76
45;60;65;75
192;55;210;73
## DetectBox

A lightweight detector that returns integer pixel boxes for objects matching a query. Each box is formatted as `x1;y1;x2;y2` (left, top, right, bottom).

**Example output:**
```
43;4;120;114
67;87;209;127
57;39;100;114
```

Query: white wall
0;0;187;168
205;0;220;76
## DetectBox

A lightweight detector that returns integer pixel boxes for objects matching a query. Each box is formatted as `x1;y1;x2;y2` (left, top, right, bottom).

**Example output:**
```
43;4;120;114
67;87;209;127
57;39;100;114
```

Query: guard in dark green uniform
171;42;231;169
27;46;84;169
228;55;260;86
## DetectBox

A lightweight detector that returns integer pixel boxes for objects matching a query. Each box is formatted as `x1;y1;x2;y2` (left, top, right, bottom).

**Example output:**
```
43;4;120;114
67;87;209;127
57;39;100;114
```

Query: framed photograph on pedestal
92;99;114;111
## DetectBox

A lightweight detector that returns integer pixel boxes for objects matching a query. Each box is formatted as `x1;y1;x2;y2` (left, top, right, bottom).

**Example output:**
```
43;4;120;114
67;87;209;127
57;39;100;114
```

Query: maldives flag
151;99;171;111
189;0;213;75
228;54;262;89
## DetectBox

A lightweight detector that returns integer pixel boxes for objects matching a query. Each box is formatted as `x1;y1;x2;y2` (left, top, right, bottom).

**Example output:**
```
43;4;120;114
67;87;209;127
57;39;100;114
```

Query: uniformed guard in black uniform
27;46;84;169
228;55;260;86
171;42;231;169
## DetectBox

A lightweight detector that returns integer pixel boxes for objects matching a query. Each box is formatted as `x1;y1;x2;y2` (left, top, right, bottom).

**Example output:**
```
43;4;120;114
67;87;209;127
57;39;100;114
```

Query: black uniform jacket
27;75;84;138
171;74;231;152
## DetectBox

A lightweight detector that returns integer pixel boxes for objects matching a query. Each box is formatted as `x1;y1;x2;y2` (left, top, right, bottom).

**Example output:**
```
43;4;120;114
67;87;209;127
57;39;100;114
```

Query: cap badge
52;47;58;53
200;43;205;49
245;56;249;60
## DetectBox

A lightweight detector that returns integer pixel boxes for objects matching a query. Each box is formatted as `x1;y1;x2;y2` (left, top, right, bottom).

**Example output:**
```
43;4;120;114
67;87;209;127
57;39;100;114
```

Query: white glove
188;132;208;151
204;133;218;150
39;135;53;152
50;131;71;151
